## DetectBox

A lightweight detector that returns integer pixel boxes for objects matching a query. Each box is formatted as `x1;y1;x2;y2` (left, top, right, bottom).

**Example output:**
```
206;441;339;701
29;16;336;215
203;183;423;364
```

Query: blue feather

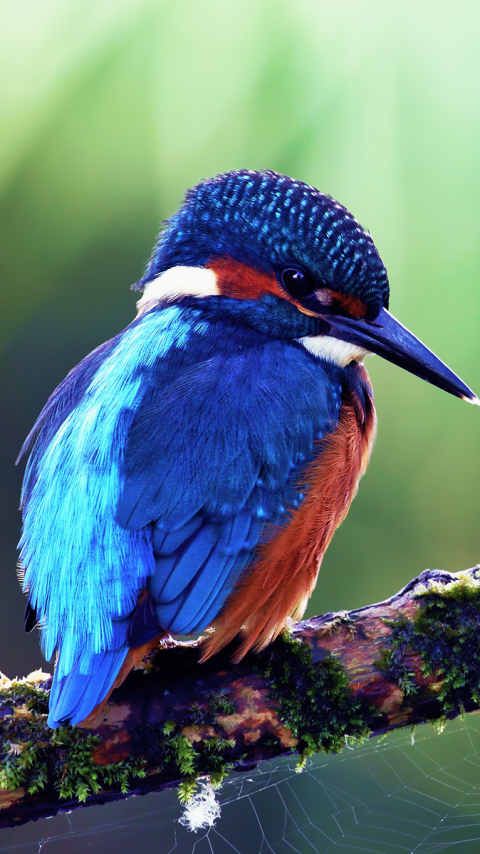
19;306;199;722
19;297;343;725
117;311;343;639
17;170;391;728
175;557;240;635
48;646;128;727
155;523;221;603
135;171;389;320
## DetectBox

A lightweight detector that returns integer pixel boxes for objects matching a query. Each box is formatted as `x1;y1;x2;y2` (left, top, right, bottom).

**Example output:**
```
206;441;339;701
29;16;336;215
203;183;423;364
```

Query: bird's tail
48;645;129;728
47;634;161;728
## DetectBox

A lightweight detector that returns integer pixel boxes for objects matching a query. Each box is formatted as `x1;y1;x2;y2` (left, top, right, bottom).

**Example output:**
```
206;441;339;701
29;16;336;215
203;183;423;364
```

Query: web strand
2;716;480;853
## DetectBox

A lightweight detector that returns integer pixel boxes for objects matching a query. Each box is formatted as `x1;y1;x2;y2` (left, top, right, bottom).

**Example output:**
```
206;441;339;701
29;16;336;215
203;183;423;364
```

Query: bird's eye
281;268;316;299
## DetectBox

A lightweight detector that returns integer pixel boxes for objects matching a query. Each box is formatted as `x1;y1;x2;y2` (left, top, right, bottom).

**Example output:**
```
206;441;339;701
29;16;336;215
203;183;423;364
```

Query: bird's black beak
320;306;479;404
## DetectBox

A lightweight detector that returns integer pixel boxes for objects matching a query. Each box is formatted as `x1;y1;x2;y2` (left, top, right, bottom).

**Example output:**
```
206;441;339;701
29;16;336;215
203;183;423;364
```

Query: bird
17;169;478;729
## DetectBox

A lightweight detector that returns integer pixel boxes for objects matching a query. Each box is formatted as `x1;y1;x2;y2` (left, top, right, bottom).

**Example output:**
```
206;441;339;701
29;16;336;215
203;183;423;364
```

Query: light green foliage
0;677;52;795
50;728;104;802
50;728;146;802
0;737;49;795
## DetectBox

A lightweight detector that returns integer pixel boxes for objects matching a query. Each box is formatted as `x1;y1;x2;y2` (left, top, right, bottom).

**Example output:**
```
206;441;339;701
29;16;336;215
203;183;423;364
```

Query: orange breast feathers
202;366;377;662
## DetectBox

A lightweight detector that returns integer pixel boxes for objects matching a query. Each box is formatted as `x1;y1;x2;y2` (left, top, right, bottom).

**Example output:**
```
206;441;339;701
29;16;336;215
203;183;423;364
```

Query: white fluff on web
178;781;222;833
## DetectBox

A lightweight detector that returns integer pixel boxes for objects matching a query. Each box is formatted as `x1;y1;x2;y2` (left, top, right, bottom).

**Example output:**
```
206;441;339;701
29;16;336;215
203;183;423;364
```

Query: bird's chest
203;362;377;660
295;375;376;560
263;363;376;564
252;356;370;532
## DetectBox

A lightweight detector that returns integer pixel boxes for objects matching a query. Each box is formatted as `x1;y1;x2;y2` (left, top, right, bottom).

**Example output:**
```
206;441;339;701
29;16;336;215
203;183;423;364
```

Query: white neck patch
298;335;371;367
136;272;371;368
136;266;219;316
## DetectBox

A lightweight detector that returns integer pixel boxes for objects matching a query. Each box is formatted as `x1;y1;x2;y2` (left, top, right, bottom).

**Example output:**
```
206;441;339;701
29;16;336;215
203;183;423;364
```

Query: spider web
2;714;480;854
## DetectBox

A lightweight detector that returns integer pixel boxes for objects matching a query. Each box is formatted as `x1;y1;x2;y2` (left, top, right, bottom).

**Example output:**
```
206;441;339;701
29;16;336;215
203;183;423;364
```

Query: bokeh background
1;1;480;851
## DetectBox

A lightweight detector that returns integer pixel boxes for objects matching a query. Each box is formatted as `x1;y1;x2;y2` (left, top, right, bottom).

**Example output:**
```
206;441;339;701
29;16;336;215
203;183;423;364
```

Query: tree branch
1;566;480;829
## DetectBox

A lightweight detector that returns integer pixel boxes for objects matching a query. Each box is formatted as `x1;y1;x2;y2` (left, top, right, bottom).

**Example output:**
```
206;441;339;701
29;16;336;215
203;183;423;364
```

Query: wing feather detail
119;332;343;642
18;306;195;670
19;297;344;724
202;367;377;661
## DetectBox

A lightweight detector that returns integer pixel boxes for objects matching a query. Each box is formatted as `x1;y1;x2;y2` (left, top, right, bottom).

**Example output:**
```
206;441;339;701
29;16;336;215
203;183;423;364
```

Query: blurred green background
0;0;479;850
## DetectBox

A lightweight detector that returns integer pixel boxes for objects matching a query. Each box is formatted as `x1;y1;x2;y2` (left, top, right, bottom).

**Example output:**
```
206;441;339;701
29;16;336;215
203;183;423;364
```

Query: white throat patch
298;335;371;367
136;266;219;316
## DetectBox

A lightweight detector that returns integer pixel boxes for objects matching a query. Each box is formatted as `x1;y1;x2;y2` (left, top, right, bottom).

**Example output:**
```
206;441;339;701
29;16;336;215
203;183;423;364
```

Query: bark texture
1;566;480;829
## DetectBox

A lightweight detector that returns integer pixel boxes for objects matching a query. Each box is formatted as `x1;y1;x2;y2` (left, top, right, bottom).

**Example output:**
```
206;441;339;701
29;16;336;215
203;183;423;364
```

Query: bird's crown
135;169;389;320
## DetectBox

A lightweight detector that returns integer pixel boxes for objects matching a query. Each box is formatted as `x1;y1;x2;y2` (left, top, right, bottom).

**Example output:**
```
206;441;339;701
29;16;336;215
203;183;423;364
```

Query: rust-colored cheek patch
330;291;368;319
207;256;283;300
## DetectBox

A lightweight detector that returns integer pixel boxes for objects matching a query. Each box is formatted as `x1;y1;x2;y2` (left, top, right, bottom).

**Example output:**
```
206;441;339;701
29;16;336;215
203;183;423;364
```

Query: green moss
0;678;237;805
0;731;49;795
176;734;236;802
184;691;236;726
0;675;49;715
0;714;146;803
375;571;480;717
373;644;419;698
132;709;236;803
0;676;52;795
127;693;237;802
178;778;199;804
207;692;236;718
258;631;378;769
50;727;146;801
0;679;145;803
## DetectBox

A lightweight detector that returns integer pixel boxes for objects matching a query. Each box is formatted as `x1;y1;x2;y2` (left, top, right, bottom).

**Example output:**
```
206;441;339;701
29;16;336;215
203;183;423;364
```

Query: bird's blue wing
19;305;200;725
117;331;342;638
19;302;341;726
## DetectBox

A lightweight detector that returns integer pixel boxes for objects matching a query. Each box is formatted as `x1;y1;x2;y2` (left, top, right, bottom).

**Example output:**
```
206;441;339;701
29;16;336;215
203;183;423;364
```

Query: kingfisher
18;169;478;728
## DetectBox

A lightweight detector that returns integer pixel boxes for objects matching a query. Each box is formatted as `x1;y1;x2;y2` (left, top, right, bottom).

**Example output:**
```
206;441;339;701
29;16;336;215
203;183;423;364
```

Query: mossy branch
2;566;480;829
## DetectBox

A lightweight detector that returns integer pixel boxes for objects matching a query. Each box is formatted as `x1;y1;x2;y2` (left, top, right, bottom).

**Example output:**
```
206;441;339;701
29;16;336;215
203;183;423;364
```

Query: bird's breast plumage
116;301;348;640
202;360;376;661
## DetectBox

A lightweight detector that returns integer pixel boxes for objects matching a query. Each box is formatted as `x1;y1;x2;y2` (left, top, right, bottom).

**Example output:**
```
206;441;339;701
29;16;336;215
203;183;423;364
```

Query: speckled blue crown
135;169;389;316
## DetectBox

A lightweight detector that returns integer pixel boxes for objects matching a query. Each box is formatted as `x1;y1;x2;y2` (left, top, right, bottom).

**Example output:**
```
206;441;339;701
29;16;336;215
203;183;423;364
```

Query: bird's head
135;169;477;403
